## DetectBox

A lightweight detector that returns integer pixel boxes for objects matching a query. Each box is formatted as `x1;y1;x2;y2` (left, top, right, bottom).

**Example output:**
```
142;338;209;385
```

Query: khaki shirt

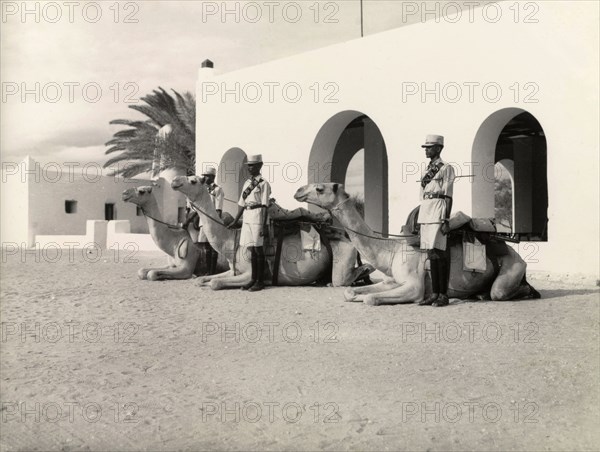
417;158;456;224
238;177;271;224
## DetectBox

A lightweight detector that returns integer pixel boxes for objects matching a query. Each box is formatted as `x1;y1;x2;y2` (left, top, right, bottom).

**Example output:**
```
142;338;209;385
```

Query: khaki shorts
419;223;447;250
240;222;264;247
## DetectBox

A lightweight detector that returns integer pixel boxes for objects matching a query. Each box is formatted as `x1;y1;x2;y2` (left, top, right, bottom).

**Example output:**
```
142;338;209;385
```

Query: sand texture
1;251;599;451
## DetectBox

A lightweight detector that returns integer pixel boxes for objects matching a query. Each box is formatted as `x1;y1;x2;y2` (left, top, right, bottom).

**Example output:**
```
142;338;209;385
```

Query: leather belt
423;193;451;200
245;204;264;210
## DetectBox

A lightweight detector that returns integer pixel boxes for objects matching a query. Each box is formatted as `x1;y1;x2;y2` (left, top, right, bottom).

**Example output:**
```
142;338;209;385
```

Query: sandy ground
1;250;599;451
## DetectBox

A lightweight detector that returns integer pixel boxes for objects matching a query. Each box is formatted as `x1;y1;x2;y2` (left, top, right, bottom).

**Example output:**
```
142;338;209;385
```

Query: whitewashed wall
196;1;598;274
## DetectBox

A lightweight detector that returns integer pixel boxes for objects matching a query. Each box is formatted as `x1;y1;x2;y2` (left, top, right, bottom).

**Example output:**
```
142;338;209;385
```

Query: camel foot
364;295;380;306
137;269;150;280
344;288;358;302
475;292;491;301
210;279;226;290
527;286;542;299
147;270;161;281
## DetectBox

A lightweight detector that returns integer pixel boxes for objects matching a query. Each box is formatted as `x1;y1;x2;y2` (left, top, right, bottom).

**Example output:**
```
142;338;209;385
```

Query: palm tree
104;87;196;178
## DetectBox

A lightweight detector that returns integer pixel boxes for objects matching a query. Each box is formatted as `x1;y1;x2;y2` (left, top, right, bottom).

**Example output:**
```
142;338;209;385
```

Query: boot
209;246;219;275
241;248;256;290
419;258;439;305
249;247;265;292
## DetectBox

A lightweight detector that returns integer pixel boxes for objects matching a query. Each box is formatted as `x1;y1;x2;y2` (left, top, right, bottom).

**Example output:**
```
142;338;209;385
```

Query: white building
195;1;599;274
1;156;186;248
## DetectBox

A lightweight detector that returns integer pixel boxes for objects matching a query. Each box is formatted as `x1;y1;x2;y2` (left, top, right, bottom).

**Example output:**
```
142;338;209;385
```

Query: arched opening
218;147;249;216
472;109;548;241
494;159;515;233
308;111;388;235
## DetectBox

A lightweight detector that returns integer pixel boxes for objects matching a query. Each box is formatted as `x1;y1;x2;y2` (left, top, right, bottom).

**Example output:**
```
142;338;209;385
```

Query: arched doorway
308;111;388;235
472;109;548;241
218;147;249;216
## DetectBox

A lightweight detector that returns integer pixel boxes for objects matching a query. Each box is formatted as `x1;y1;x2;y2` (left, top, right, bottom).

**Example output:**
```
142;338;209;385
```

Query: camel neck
333;204;398;275
141;200;175;254
189;193;234;252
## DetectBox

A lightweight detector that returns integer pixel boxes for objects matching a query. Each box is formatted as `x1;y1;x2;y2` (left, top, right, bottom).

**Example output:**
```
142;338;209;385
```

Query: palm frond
105;86;197;178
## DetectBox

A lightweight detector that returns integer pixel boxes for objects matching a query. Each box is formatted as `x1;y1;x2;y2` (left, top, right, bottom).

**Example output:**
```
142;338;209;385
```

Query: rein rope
189;201;227;226
326;197;415;241
141;207;186;231
193;193;414;242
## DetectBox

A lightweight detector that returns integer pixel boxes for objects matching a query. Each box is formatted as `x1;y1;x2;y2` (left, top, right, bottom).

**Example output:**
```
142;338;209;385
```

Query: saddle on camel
404;205;524;282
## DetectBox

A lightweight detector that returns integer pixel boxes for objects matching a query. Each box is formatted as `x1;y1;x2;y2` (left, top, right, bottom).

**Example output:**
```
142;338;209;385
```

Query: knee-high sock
255;246;265;283
250;247;257;282
430;257;440;294
438;257;448;294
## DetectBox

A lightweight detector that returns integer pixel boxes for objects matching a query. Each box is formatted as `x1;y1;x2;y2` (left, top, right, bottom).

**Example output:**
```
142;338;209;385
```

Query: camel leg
363;280;423;306
196;269;234;285
489;248;531;301
210;272;253;290
138;265;174;280
344;280;399;302
146;264;195;281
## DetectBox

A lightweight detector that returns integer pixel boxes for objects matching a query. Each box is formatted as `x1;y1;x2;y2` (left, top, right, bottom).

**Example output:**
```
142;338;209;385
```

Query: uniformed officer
417;134;456;307
198;166;224;275
229;154;271;292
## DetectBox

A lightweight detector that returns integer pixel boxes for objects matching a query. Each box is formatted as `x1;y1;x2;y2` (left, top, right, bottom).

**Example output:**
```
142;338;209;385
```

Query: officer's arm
229;206;244;228
182;210;198;228
443;165;455;221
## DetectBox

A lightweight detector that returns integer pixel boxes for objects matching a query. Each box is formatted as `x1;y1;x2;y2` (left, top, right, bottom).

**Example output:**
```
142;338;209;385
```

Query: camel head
294;183;350;210
122;186;154;206
171;175;210;203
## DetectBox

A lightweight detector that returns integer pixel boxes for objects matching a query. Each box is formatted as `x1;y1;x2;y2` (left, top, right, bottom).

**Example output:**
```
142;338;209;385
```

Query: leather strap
242;177;262;200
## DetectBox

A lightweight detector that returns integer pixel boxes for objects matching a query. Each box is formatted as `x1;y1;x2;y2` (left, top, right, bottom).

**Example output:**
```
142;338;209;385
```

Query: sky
0;0;495;168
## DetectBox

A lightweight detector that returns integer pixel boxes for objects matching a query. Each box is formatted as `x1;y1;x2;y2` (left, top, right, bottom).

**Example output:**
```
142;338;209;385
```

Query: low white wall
106;220;161;252
34;220;107;249
32;220;161;253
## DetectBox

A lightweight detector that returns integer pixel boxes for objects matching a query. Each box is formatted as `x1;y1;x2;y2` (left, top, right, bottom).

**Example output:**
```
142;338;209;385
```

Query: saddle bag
462;232;487;273
469;218;496;233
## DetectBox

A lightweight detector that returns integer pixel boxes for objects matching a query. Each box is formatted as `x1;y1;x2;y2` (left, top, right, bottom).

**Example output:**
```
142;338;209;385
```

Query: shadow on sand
445;288;599;305
536;288;600;299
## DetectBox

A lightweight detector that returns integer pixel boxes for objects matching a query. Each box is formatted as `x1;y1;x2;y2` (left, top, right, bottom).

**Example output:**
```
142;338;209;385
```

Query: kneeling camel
294;183;540;306
122;186;229;280
171;176;372;289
